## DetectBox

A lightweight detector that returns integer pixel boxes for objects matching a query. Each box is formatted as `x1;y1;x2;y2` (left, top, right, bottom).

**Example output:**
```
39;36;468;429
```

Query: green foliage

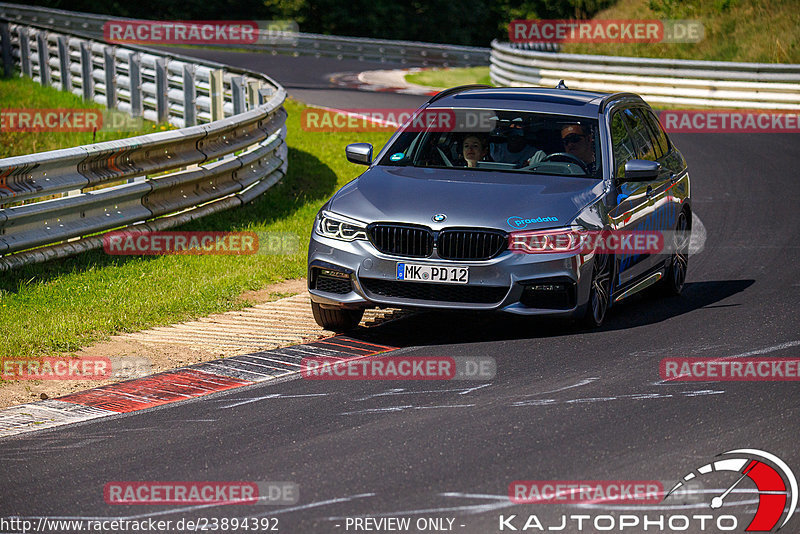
24;0;615;47
565;0;799;63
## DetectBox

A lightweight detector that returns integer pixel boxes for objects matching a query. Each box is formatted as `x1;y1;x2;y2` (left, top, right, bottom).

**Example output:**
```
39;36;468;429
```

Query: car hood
328;166;604;232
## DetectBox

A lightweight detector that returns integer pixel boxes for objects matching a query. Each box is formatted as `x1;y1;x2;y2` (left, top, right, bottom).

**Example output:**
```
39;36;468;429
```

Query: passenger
560;123;597;174
460;134;489;168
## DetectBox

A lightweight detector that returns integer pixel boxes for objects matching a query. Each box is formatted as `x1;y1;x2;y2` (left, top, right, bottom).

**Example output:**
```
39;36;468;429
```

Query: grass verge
405;0;798;91
0;76;171;159
405;67;491;89
0;90;392;361
562;0;799;63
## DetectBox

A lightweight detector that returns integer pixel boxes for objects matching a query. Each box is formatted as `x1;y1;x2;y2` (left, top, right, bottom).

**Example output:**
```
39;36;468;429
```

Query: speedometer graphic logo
665;449;797;531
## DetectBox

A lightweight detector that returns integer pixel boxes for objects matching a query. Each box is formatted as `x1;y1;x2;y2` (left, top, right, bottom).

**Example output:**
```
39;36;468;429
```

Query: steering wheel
538;152;590;174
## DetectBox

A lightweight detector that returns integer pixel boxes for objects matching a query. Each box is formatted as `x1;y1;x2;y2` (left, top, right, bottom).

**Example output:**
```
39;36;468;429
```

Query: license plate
396;263;469;284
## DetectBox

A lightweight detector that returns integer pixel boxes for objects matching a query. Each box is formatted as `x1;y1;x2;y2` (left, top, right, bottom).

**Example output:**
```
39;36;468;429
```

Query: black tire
656;210;690;297
311;301;364;332
582;252;612;328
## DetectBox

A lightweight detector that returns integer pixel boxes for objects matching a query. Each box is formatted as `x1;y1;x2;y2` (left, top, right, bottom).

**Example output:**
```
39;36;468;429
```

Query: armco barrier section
1;21;274;128
0;17;288;271
490;40;800;110
0;3;492;68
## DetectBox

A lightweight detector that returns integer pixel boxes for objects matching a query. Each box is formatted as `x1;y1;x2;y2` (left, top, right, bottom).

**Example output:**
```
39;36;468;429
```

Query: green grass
562;0;800;63
0;96;392;360
405;67;492;89
405;0;798;91
0;76;171;159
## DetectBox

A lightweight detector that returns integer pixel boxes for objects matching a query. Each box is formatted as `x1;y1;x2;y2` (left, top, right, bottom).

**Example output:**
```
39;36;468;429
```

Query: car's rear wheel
656;210;690;296
582;252;612;328
311;301;364;332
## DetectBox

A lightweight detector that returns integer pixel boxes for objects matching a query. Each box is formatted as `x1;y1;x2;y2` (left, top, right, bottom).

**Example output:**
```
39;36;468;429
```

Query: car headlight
508;227;586;253
315;211;368;241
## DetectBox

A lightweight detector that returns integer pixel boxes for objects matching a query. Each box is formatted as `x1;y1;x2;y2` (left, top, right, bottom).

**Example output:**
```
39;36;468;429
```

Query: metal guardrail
2;21;275;127
0;16;288;271
0;2;493;68
491;40;800;110
241;31;490;68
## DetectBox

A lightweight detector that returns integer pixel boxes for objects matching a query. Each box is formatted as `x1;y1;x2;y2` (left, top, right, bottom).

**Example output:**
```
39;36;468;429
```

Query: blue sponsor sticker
390;153;404;161
397;263;405;280
507;215;559;229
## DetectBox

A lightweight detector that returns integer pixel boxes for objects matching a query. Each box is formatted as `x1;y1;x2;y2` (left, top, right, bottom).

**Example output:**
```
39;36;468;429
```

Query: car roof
427;87;640;119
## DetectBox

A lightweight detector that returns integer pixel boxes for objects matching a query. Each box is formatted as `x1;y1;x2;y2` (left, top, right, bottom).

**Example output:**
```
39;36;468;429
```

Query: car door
607;107;657;287
639;107;685;268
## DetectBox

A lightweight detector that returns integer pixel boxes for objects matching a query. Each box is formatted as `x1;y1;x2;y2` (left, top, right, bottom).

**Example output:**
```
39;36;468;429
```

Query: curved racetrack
2;48;798;533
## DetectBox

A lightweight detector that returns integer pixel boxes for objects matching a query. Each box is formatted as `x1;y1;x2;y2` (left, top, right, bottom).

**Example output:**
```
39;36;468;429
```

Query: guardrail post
0;22;12;78
182;63;196;126
231;76;245;115
247;81;259;110
258;86;273;106
80;42;94;101
57;35;71;92
36;31;51;87
129;52;142;117
103;46;117;108
155;57;168;124
209;68;224;121
18;27;31;77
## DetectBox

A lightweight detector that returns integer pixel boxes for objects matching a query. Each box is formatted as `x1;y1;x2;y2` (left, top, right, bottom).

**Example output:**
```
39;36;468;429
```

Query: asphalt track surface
2;49;799;533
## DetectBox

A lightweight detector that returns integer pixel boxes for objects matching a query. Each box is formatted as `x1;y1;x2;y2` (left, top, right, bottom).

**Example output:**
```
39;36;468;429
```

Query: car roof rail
426;84;493;104
598;92;644;113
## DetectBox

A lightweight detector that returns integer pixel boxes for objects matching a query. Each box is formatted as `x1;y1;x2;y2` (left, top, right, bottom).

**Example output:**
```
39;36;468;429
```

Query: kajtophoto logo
499;449;795;531
664;449;797;532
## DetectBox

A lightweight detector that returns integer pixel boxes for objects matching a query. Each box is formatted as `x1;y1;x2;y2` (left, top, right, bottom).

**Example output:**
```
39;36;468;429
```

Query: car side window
644;110;671;157
623;108;657;161
610;111;636;179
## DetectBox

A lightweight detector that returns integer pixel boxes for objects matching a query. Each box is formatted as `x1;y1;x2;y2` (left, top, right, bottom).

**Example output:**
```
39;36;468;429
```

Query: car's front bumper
308;232;597;317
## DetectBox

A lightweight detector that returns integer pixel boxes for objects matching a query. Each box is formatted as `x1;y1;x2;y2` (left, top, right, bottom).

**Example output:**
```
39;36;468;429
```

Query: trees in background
26;0;614;46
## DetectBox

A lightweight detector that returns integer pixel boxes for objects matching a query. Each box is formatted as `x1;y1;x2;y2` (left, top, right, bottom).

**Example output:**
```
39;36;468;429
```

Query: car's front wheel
311;302;364;332
656;209;690;296
582;252;612;328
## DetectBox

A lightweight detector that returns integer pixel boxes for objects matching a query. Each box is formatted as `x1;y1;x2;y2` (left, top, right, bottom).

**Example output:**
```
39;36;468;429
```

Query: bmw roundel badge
432;213;447;222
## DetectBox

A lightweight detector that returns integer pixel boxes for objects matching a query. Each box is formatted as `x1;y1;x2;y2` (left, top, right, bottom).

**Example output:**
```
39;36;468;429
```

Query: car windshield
378;109;602;179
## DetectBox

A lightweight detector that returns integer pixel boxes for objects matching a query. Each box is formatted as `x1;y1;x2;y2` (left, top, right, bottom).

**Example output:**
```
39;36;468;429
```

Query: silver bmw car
307;85;691;331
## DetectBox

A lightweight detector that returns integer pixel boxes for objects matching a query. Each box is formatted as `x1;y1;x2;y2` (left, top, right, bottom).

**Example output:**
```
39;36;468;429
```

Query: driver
560;123;597;174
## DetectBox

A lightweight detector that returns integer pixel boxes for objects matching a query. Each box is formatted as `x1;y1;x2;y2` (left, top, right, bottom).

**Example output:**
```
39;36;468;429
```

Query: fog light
530;284;565;291
319;268;349;279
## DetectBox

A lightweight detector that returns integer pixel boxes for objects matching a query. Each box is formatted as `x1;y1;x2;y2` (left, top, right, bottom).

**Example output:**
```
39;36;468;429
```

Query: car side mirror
346;143;373;165
622;159;661;182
